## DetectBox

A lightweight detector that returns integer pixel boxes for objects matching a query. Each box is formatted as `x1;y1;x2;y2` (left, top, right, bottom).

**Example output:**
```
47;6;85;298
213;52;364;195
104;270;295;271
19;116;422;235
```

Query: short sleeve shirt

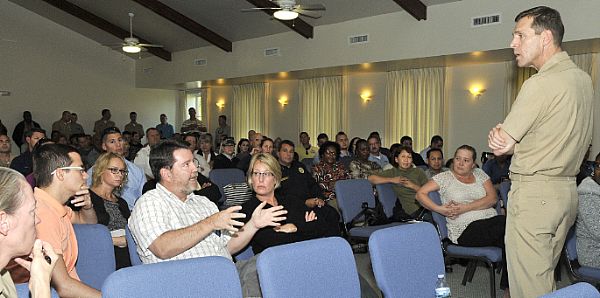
433;169;497;243
377;167;428;214
128;183;232;264
503;52;594;177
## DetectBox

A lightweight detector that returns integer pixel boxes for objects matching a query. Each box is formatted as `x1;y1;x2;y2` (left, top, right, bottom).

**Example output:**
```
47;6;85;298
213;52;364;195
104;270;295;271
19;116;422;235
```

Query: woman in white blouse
416;145;509;297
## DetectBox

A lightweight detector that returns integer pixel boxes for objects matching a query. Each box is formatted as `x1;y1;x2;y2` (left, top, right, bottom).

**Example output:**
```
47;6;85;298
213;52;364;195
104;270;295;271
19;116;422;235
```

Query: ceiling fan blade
296;9;322;19
241;8;281;12
138;44;164;48
295;4;325;11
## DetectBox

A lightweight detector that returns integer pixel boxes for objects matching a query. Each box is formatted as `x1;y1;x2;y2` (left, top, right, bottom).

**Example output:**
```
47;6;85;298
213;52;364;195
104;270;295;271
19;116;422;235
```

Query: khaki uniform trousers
506;174;577;298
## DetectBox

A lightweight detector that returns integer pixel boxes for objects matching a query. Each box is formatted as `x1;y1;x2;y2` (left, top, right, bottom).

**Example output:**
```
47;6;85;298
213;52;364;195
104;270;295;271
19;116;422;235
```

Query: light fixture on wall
0;90;11;96
278;96;289;107
216;100;225;109
469;86;487;98
360;91;372;102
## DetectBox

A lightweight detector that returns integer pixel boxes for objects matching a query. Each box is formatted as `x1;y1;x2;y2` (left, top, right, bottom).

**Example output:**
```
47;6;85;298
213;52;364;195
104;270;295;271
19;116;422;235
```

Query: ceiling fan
242;0;325;21
113;13;163;54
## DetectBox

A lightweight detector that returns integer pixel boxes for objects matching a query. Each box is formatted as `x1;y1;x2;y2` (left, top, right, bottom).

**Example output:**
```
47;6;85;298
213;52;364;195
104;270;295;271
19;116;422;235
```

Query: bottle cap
438;274;444;278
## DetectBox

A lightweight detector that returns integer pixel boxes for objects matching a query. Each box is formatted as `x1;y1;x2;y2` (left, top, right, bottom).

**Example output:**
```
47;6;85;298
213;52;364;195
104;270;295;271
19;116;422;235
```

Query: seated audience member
10;128;46;176
276;140;328;209
368;131;390;157
127;131;143;161
424;148;449;179
336;132;351;157
577;145;594;185
11;144;100;297
12;111;41;153
87;127;145;210
419;135;444;161
0;168;58;298
576;151;600;268
197;134;216;178
213;138;240;169
240;153;339;254
312;142;350;211
296;132;318;161
237;133;263;174
128;141;285;297
367;135;390;169
155;114;174;140
416;145;508;296
348;137;360;156
134;128;162;180
482;154;511;187
236;138;251;159
25;138;55;188
400;135;426;166
368;146;428;220
348;139;382;179
316;133;329;147
89;153;132;269
0;134;14;168
260;137;274;155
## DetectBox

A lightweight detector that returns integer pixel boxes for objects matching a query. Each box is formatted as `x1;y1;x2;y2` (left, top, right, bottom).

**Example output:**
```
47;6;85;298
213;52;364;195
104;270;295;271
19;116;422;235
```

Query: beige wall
0;1;177;153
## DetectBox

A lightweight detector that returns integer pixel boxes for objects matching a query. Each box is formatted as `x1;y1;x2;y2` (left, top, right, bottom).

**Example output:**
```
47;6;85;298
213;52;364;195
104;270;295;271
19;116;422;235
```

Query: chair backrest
301;158;314;173
73;224;116;290
565;226;578;261
335;179;376;225
125;224;143;266
257;237;361;298
499;180;511;209
16;283;60;298
369;223;445;298
427;191;449;239
209;168;246;201
102;256;242;298
375;183;397;218
539;282;600;298
339;156;353;169
233;245;254;262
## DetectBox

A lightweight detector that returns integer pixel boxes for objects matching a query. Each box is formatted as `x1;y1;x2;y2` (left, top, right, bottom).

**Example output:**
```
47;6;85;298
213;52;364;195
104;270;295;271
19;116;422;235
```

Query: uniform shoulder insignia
298;167;305;174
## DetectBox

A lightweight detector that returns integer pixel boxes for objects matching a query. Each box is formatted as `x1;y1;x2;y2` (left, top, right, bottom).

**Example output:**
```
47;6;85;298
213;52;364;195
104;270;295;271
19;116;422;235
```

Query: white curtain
385;67;444;150
232;83;268;142
299;76;344;140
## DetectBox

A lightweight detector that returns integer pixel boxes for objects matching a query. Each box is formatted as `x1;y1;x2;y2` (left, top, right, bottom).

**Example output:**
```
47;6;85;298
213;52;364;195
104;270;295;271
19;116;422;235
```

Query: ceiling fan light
273;10;298;20
122;45;141;53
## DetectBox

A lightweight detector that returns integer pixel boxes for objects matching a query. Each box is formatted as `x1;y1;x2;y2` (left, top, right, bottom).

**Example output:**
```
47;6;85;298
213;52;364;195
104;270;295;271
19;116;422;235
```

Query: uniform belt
509;173;575;182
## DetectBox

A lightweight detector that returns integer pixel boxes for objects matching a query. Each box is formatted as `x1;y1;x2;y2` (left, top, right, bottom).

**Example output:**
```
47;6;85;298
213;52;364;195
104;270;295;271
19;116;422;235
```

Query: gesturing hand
305;210;317;222
206;206;247;233
250;201;287;229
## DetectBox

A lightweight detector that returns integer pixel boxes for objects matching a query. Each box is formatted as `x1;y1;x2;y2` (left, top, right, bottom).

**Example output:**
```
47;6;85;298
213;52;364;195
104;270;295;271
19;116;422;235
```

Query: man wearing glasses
87;127;146;210
129;141;286;297
9;143;100;297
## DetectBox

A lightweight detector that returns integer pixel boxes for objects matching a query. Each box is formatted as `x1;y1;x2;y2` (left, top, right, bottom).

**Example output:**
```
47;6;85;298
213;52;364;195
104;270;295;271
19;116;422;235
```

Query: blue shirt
368;153;390;168
156;123;174;139
87;159;146;210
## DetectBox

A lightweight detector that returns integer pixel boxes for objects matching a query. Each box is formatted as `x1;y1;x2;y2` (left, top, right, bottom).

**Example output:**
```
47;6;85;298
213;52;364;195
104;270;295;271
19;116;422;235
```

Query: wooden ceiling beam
42;0;171;61
245;0;314;39
392;0;427;21
132;0;232;52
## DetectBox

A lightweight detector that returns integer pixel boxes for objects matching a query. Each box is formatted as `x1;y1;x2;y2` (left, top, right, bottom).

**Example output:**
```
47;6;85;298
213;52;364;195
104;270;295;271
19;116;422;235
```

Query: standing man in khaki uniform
488;6;593;298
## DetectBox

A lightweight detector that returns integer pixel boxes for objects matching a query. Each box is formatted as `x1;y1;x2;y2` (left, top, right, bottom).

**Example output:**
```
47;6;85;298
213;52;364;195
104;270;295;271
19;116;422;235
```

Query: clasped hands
438;200;468;219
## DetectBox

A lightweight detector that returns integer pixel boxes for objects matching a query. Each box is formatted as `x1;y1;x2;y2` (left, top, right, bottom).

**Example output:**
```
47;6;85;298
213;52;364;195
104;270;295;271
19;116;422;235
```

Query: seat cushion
578;266;600;280
447;244;502;262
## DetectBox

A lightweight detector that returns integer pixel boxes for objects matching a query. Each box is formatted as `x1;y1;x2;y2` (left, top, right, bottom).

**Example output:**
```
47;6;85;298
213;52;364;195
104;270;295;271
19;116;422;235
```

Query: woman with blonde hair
90;152;131;269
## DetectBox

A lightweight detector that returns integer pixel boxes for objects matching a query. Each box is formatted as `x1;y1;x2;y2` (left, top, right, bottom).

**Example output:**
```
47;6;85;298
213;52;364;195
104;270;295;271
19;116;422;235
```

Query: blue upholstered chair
233;245;254;262
540;282;600;298
564;226;600;286
101;256;242;298
125;224;143;266
209;168;246;203
369;222;445;298
73;224;116;290
428;191;502;298
15;283;59;298
374;183;397;218
256;237;361;298
335;179;401;240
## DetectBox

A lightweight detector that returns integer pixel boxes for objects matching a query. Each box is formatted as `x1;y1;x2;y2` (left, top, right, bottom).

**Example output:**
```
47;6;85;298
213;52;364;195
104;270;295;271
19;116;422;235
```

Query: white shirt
128;183;232;264
134;145;153;179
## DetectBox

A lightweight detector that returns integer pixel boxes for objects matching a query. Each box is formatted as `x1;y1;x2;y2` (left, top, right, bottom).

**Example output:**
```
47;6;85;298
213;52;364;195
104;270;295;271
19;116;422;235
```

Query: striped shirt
128;183;232;264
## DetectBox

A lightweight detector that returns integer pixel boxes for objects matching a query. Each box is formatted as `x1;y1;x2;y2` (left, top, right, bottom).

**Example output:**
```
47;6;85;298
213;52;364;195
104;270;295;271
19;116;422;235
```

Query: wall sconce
278;96;289;107
469;86;487;98
360;91;372;102
215;100;225;109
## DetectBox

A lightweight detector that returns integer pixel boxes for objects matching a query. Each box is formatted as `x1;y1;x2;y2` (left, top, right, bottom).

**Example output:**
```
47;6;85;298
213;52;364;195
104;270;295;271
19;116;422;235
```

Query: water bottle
435;274;451;298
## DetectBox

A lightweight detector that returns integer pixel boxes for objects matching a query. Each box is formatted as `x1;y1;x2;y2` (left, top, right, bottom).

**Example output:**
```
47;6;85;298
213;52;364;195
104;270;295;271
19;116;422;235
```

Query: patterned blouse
348;158;382;179
312;161;350;201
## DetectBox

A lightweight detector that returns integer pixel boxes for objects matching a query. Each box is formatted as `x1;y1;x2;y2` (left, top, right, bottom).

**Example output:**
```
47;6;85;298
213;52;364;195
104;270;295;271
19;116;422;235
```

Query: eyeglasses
182;159;201;169
50;166;86;176
251;171;275;178
107;167;128;176
324;150;337;156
